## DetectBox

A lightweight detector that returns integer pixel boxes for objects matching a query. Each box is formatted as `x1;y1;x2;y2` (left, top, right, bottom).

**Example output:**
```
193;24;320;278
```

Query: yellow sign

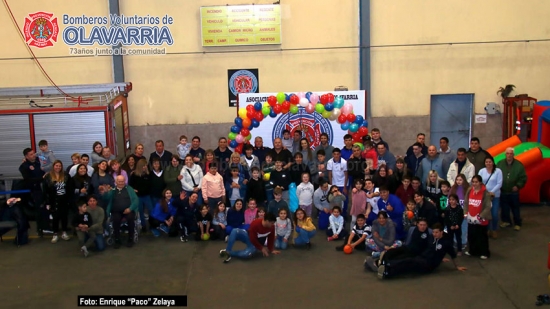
201;4;281;47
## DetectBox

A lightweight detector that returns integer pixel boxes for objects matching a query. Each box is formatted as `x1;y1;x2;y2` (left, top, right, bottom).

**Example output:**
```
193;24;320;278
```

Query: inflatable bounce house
487;100;550;204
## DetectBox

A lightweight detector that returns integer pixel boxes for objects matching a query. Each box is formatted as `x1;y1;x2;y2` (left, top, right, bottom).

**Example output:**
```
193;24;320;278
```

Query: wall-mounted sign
200;5;281;47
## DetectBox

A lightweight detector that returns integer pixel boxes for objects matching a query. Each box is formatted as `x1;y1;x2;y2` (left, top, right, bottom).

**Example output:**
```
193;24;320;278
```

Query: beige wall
370;0;550;117
0;0;112;86
122;0;359;126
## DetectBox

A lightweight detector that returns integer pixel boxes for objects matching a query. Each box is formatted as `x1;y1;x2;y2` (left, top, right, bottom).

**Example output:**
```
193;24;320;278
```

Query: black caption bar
78;296;187;307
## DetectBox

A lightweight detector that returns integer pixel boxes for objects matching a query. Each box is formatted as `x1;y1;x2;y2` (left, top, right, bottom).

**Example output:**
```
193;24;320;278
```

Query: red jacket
248;218;275;251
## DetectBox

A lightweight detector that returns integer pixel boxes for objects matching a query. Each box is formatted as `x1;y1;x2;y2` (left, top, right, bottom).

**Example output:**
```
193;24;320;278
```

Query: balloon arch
228;92;369;153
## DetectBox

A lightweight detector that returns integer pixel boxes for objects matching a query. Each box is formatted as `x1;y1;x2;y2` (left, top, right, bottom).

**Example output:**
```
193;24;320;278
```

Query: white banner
237;91;366;148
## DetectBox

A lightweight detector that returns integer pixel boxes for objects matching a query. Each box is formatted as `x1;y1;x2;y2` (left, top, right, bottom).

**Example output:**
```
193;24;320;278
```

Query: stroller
105;215;141;246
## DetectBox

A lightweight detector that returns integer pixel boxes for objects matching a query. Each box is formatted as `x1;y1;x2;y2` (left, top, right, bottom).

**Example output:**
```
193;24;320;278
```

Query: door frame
429;93;474;150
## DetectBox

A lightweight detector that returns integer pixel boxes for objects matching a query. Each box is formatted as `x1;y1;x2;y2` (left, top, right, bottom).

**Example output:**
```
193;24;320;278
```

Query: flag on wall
228;69;259;107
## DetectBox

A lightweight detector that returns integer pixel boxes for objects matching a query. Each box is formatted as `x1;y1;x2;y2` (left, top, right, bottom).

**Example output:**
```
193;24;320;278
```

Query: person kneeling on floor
150;189;178;237
73;200;94;257
82;195;105;252
219;212;280;263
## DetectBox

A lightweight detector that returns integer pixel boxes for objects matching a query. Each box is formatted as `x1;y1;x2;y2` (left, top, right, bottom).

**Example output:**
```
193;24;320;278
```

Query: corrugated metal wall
0;115;31;176
33;112;106;169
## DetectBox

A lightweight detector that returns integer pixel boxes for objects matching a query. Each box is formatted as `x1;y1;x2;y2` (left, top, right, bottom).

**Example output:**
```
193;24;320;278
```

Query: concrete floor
1;206;550;309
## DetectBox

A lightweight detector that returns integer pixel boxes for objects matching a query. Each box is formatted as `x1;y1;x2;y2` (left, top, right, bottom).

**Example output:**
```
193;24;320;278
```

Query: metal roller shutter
33;112;106;168
0;115;31;176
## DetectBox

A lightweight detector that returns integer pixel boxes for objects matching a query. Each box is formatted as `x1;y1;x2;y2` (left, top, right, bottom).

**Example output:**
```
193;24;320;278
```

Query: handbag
186;169;198;188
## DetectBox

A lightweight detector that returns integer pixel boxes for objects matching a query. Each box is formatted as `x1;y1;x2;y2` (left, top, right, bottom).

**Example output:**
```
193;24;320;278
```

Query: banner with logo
228;69;259;107
237;91;366;149
23;11;175;55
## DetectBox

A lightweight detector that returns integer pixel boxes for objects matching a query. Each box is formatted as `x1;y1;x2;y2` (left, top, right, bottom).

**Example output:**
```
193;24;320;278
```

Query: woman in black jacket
43;160;72;243
129;158;152;232
70;164;93;207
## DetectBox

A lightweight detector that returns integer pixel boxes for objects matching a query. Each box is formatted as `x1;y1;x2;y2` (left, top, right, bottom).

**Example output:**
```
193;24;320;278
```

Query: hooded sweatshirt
275;217;292;239
37;149;56;172
180;164;204;192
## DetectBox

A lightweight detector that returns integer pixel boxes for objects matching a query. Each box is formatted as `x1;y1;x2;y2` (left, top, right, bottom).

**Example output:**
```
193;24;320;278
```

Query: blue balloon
230;125;240;133
254;102;262;111
248;125;253;130
305;92;312;100
341;121;350;130
334;97;344;109
354;115;364;125
325;103;334;111
349;123;359;133
252;119;260;128
234;117;243;126
362;120;368;128
230;140;238;148
269;109;277;118
285;94;290;102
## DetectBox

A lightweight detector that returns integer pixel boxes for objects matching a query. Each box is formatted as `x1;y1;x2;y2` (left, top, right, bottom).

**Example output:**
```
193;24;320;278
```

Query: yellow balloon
238;108;247;118
263;173;270;181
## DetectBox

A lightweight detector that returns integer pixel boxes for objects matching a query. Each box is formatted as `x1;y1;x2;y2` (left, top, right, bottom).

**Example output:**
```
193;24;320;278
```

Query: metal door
430;94;473;150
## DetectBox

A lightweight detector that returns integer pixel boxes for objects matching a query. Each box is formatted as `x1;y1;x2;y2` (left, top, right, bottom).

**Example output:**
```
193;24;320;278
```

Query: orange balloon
241;117;251;128
344;245;353;254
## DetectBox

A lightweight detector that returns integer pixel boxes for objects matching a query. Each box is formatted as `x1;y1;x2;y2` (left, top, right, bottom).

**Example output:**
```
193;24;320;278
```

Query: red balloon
337;114;347;124
246;105;255;112
235;144;243;154
273;105;282;114
267;96;277;107
290;95;299;105
282;101;290;110
347;113;356;123
281;106;290;114
353;133;362;143
247;111;255;120
255;111;264;121
241;128;250;137
358;126;368;136
327;93;335;103
241;117;251;128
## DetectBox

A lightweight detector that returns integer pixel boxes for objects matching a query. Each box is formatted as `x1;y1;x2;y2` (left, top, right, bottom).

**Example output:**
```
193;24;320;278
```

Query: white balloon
329;113;338;121
332;108;341;117
298;97;310;107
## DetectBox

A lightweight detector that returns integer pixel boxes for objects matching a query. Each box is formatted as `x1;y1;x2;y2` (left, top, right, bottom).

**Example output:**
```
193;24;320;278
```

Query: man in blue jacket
19;148;47;236
371;186;405;239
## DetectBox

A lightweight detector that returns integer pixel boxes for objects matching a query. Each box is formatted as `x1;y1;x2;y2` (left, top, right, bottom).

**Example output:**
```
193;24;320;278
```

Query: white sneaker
81;246;89;257
61;232;70;241
480;255;488;260
464;251;471;256
51;234;59;243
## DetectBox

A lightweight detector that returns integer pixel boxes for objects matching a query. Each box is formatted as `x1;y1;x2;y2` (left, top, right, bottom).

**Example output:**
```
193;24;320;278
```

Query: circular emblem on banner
23;12;59;48
272;107;333;149
229;70;258;96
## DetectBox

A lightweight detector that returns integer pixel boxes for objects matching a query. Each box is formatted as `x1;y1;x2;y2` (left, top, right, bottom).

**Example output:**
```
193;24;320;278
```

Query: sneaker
500;222;510;228
514;225;521;231
151;229;161;237
159;225;169;234
51;234;59;244
464;251;471;256
377;264;386;279
180;236;186;242
379;250;387;263
364;257;378;272
306;242;311;250
81;246;89;257
224;235;228;242
61;232;70;241
480;255;488;260
219;249;231;263
114;239;121;249
372;251;381;258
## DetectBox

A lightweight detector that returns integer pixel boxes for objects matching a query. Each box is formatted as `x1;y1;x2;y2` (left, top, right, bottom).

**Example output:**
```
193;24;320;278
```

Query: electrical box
485;102;499;114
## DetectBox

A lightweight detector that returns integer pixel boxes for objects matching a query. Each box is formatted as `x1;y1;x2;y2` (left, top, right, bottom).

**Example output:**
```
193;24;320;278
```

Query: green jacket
104;185;139;215
496;159;527;193
164;164;183;194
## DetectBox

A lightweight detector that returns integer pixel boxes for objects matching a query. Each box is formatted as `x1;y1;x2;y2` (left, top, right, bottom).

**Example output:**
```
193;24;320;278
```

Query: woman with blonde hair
424;170;443;205
43;160;71;243
129;158;152;232
128;143;145;164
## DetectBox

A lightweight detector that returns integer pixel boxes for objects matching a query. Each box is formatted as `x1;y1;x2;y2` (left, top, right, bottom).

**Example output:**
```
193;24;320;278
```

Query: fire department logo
229;70;258;96
272;107;333;149
24;12;59;48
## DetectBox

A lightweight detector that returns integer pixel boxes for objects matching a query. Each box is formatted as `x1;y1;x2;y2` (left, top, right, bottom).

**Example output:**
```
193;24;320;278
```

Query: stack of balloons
227;92;369;153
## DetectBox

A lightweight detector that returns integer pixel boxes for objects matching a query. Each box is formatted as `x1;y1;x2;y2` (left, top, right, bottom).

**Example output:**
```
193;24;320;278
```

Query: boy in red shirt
219;213;280;263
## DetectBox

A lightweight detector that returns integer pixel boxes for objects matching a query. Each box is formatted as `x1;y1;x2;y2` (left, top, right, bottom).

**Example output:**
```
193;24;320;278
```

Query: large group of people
12;129;527;280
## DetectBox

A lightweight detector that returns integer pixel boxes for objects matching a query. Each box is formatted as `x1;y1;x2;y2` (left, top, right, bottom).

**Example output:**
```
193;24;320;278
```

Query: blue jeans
337;186;348;215
460;217;468;247
226;228;258;258
501;192;521;226
185;190;203;207
318;211;330;230
266;189;274;203
294;228;316;245
275;235;288;250
489;197;500;231
150;196;161;210
138;196;153;228
84;233;105;252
